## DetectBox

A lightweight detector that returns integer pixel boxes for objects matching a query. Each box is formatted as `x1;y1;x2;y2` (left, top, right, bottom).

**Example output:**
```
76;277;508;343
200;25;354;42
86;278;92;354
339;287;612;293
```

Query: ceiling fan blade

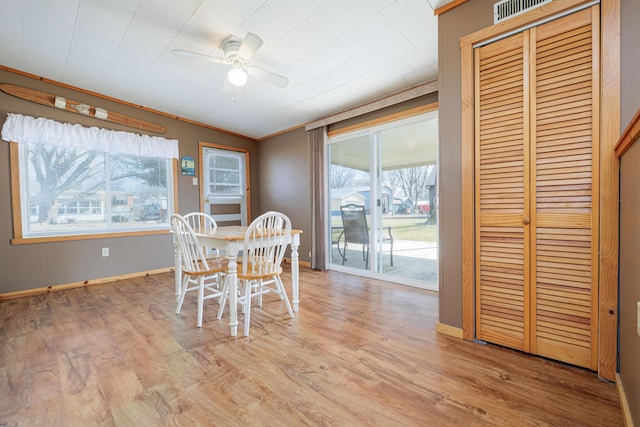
238;32;263;60
172;49;228;64
247;66;289;88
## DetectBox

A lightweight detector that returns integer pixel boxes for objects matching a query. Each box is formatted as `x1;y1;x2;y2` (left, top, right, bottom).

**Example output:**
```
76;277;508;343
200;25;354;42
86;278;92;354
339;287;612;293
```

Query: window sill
11;229;170;245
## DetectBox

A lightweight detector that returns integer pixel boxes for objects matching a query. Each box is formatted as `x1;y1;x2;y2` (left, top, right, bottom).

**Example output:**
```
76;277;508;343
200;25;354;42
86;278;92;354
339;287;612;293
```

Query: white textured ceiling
0;0;453;139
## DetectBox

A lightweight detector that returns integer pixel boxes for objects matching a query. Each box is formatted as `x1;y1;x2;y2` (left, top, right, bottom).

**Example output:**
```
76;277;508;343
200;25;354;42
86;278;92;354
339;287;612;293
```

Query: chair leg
365;244;369;269
275;275;294;318
197;276;204;328
342;243;348;264
176;274;189;314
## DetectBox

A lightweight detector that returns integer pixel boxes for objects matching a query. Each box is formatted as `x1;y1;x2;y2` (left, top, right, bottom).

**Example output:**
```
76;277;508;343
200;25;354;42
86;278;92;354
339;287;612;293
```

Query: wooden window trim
327;103;438;138
8;142;179;245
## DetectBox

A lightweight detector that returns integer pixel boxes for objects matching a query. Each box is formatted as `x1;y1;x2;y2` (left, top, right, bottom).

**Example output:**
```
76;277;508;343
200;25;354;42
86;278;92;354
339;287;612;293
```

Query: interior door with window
201;146;248;226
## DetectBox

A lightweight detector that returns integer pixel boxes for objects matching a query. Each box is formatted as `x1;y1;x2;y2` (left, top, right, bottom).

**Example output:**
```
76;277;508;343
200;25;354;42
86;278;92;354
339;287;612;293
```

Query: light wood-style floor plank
0;267;622;426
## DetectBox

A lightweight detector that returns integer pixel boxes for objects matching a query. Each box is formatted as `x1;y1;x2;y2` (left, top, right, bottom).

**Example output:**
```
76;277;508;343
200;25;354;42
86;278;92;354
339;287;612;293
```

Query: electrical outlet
102;247;109;257
637;301;640;337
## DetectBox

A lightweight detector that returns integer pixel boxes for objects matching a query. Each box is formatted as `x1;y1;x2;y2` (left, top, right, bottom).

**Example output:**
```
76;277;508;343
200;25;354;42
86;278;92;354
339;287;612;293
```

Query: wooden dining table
173;225;302;336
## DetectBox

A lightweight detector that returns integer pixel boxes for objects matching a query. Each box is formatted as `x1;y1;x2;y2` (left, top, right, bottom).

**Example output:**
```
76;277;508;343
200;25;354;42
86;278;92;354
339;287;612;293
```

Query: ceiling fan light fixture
228;66;248;86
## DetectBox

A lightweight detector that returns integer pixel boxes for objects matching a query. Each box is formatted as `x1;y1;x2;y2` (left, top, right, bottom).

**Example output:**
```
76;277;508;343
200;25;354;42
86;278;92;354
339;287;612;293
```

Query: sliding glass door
327;111;438;290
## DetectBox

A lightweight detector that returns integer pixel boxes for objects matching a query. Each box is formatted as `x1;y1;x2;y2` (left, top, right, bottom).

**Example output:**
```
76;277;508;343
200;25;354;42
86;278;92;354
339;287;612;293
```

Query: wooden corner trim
615;373;634;427
614;107;640;158
436;322;464;339
434;0;471;16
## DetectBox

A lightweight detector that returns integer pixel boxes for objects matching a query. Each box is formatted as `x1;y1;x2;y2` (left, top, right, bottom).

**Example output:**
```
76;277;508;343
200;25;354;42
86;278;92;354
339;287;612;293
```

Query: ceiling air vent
494;0;553;23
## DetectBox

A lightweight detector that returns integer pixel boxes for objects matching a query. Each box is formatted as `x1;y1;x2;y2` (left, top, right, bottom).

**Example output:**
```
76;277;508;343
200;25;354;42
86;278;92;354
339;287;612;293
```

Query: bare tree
330;164;356;188
29;146;102;222
28;147;166;223
387;165;430;212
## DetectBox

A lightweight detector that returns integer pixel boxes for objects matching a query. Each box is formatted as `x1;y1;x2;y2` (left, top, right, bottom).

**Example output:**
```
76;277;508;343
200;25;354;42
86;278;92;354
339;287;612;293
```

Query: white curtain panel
1;113;179;159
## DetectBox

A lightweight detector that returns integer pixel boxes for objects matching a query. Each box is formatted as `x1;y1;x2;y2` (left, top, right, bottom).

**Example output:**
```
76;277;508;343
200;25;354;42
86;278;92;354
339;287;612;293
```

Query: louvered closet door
531;7;599;369
475;5;599;369
475;32;530;352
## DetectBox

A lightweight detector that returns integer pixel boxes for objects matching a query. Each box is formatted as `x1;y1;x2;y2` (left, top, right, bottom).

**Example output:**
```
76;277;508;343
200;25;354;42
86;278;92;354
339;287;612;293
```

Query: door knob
523;218;530;225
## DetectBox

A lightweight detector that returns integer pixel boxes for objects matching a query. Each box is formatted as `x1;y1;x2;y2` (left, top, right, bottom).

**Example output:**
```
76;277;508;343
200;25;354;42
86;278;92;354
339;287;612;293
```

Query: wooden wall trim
0;267;173;301
9;142;22;239
615;373;634;427
434;0;471;16
305;81;438;131
460;42;475;341
615;107;640;158
598;0;621;382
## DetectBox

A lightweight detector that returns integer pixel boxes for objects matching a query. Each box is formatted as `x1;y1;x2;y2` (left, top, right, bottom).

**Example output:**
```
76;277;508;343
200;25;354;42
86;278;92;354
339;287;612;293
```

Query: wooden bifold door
474;6;599;369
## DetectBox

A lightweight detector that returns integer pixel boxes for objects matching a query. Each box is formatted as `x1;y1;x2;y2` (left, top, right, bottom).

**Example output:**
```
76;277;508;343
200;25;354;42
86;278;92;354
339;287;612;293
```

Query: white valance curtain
1;113;179;159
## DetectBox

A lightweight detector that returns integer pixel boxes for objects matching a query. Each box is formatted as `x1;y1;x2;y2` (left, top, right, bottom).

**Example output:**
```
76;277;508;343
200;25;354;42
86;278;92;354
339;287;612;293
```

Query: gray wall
437;0;494;328
257;127;311;263
0;69;257;293
619;0;640;422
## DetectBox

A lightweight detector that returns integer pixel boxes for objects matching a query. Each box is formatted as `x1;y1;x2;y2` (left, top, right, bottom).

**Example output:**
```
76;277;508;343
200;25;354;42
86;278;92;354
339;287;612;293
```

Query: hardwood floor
0;267;622;426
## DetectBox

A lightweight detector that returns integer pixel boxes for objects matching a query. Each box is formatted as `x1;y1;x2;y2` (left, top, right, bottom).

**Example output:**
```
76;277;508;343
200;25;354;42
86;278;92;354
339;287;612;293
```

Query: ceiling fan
173;32;289;91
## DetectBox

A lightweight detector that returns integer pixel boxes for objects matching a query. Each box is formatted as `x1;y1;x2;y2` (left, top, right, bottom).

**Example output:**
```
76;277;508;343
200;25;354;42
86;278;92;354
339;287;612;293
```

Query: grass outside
332;215;437;243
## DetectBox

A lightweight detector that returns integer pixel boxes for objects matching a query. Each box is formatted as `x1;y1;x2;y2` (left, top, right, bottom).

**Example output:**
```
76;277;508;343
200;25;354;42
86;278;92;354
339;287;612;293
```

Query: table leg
227;256;238;336
291;242;299;312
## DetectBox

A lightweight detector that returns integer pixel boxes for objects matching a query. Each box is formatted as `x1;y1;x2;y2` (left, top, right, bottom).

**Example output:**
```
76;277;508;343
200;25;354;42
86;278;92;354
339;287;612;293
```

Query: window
201;145;248;225
2;114;178;240
207;150;243;195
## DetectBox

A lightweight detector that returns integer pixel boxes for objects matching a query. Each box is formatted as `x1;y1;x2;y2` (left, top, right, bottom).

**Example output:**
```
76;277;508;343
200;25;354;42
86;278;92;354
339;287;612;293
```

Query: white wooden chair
183;212;221;259
217;211;294;336
170;214;228;328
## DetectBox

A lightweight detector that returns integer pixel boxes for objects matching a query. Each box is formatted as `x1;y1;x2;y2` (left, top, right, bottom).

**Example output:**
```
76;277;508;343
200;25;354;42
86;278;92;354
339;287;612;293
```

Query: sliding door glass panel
327;111;438;290
377;114;438;285
328;135;371;272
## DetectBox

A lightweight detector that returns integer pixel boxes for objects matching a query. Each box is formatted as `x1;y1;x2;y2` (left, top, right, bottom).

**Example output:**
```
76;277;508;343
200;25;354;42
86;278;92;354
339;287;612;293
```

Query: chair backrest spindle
242;211;291;277
170;214;210;274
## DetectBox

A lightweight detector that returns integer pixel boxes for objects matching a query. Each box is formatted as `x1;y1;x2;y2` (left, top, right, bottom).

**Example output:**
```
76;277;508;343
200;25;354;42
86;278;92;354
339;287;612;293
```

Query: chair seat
236;261;282;280
183;258;228;276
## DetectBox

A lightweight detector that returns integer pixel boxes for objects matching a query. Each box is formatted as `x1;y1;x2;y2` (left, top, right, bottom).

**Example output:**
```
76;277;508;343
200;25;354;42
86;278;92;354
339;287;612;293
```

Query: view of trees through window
21;143;172;237
330;163;437;219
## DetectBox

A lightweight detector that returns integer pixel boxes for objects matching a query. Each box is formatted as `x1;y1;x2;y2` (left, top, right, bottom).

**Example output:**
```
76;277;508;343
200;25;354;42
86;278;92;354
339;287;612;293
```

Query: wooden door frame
460;0;620;380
